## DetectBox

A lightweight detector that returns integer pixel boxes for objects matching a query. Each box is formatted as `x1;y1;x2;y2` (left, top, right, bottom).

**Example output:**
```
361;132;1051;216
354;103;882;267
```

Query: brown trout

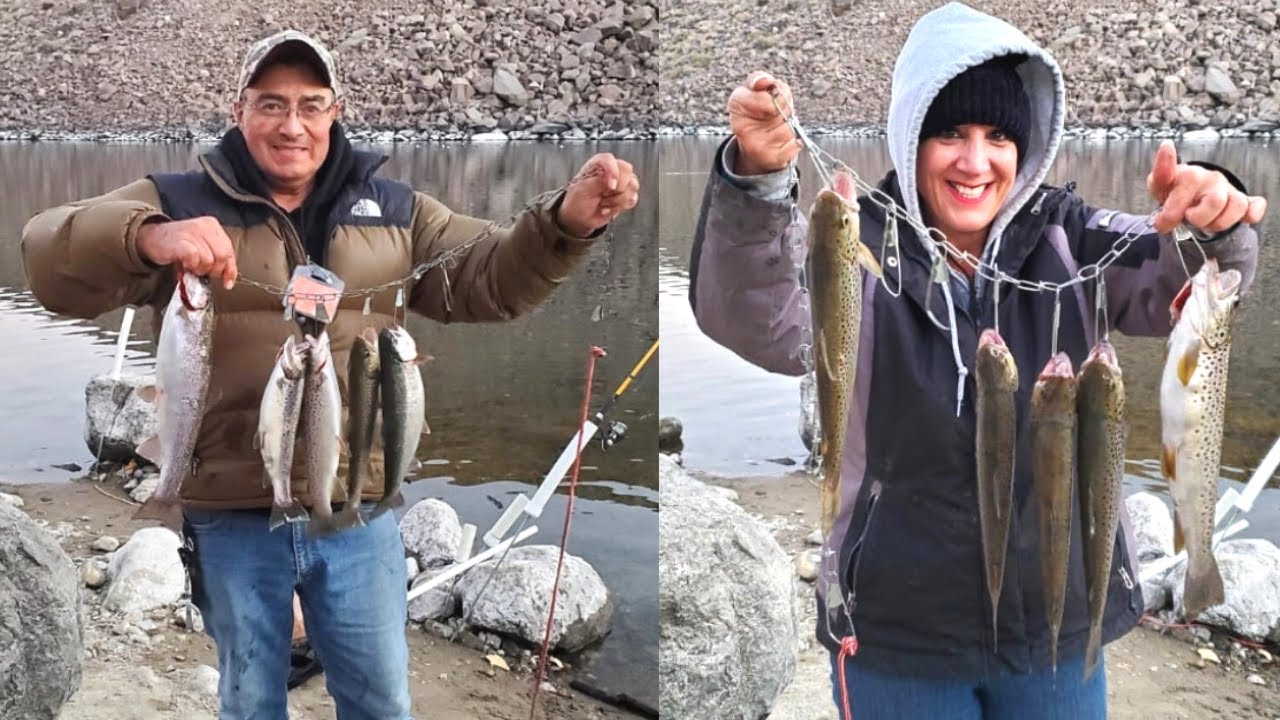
975;327;1018;645
1077;338;1127;678
1161;257;1240;620
1031;352;1077;673
807;170;883;536
134;272;216;531
257;334;310;530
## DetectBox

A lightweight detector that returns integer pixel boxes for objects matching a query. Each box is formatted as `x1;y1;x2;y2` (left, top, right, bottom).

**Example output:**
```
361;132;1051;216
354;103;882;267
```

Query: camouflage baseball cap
237;30;341;97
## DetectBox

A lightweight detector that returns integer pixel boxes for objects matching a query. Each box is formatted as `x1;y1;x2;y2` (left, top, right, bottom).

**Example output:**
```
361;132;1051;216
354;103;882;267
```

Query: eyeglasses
243;95;340;121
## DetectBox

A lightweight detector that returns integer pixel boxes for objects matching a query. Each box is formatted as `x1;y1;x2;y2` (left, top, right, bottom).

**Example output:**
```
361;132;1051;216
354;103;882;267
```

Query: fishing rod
408;338;658;601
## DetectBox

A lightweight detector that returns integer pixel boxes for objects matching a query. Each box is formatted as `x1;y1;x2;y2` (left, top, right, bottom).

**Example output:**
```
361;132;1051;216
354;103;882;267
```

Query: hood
887;1;1065;259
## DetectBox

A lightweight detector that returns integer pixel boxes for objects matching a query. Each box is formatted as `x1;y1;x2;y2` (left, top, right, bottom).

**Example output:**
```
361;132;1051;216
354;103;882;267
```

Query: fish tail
1083;625;1102;679
268;500;309;531
1184;552;1226;619
133;495;183;532
368;491;406;520
331;506;368;531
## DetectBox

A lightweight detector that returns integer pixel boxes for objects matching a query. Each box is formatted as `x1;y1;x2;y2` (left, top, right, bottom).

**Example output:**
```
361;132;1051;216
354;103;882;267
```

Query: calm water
660;135;1280;542
0;140;658;711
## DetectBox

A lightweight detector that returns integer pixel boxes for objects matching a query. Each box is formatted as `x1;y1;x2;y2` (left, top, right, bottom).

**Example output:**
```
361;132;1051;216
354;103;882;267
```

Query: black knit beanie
920;54;1031;162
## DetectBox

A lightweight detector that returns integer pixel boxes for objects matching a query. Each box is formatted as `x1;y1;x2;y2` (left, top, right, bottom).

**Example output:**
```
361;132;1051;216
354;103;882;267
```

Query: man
22;29;640;720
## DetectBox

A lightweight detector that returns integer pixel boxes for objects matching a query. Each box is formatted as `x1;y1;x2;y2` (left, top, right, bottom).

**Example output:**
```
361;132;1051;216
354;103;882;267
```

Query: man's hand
556;153;640;237
136;217;238;290
1147;140;1267;235
727;71;803;176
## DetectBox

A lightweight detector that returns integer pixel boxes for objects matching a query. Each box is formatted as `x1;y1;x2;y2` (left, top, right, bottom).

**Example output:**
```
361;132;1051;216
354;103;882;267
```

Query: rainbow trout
324;327;381;534
974;328;1018;645
300;331;344;536
1077;338;1127;678
1161;257;1240;619
1031;352;1076;673
134;272;215;531
371;326;428;519
257;335;310;530
807;170;883;536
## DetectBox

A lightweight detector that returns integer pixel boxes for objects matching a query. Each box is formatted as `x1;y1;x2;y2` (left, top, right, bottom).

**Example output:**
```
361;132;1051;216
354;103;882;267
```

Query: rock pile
661;0;1280;134
0;0;658;140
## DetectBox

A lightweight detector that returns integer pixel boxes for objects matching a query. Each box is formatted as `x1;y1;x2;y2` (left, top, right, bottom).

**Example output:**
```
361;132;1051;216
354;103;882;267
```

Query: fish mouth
358;326;379;347
1216;268;1242;299
829;169;856;202
979;328;1006;348
1039;352;1074;378
178;273;211;312
1086;339;1118;367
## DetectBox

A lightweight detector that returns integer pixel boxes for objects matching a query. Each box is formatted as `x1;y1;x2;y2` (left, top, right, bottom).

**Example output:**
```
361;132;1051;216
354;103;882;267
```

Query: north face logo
351;198;382;217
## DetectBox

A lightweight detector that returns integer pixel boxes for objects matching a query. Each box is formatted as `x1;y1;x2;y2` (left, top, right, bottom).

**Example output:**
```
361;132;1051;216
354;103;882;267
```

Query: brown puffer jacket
20;145;598;510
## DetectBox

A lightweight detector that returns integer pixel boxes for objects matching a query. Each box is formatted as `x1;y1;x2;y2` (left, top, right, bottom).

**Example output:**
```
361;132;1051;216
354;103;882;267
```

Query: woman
687;2;1265;718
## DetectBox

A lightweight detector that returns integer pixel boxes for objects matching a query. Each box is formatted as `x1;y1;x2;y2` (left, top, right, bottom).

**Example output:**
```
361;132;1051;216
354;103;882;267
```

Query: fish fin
136;385;159;404
252;431;262;451
1173;511;1184;554
1083;628;1102;679
268;500;309;531
330;507;368;531
412;354;434;366
421;419;431;436
133;495;183;532
854;242;884;279
136;435;163;466
1177;341;1200;386
1183;554;1226;620
368;492;405;520
1161;444;1177;482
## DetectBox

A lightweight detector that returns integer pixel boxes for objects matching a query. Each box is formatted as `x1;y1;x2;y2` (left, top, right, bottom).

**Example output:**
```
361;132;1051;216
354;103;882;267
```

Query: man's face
232;62;340;191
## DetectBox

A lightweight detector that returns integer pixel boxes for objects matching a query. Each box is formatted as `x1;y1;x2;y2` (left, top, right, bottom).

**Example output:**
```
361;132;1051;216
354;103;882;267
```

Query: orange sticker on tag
285;265;344;324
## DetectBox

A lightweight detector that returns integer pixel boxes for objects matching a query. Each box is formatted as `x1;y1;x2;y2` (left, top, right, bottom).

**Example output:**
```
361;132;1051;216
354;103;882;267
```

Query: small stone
806;530;824;546
1247;673;1266;686
794;551;817;582
130;477;159;504
81;562;107;589
0;492;23;508
92;535;120;553
188;665;220;696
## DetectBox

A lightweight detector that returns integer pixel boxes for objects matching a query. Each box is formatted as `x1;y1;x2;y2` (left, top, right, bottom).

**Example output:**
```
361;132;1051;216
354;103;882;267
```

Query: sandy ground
3;475;634;720
684;465;1280;720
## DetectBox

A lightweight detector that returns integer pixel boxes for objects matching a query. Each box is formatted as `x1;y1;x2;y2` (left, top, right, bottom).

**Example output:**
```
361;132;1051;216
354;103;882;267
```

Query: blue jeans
830;652;1107;720
184;506;411;720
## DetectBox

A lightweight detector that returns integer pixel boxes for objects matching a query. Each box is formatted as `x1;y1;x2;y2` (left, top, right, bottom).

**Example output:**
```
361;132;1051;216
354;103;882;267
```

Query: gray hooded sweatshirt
690;1;1258;680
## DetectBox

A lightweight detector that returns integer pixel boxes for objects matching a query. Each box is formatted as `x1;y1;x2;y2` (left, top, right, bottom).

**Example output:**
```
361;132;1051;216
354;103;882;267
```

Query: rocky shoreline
0;0;657;140
662;0;1280;137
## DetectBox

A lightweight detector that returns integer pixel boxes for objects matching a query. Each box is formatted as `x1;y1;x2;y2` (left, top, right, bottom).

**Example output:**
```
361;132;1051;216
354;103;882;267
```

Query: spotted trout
257;335;310;530
299;331;344;536
134;272;215;531
1031;352;1076;673
1076;338;1127;678
807;170;883;536
371;326;428;519
1161;257;1240;620
323;327;381;534
975;328;1018;645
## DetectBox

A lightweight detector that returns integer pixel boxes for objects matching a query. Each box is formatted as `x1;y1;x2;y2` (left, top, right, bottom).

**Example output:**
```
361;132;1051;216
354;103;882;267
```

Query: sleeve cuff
717;137;797;202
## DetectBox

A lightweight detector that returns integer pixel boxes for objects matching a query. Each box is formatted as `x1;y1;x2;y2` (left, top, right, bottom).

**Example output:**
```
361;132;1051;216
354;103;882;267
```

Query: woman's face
916;124;1019;243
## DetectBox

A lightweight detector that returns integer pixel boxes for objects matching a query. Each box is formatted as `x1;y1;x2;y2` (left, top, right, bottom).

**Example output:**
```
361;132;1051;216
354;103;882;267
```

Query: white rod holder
483;494;529;548
526;420;598;518
1238;435;1280;513
111;307;135;380
457;523;476;563
407;525;538;602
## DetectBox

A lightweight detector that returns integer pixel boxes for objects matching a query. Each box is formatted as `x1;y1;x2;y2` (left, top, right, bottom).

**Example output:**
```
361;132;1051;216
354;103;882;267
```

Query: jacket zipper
843;481;883;613
198;156;310;268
